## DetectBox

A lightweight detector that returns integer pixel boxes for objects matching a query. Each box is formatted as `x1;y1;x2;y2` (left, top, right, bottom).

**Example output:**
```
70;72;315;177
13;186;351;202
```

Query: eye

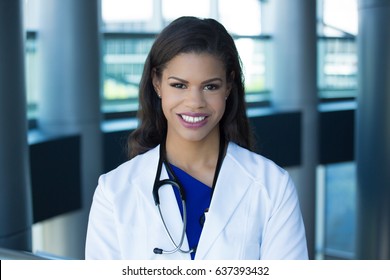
204;84;220;91
170;83;187;89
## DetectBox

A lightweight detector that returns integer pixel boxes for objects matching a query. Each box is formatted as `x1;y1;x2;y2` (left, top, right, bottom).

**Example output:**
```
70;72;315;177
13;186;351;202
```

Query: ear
152;68;161;97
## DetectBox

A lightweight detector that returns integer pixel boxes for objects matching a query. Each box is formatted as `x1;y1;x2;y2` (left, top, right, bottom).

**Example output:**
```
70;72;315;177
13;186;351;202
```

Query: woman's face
153;52;231;145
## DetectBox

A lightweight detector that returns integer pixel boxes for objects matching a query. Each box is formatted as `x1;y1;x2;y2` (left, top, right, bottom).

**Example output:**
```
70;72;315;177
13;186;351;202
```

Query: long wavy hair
128;16;254;159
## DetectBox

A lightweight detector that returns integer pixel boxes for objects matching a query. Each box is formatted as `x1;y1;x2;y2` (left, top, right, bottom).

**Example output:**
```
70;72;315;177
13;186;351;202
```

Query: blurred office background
0;0;389;260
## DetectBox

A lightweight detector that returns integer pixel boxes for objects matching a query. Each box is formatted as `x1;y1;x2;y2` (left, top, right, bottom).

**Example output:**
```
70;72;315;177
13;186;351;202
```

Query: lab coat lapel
195;143;252;259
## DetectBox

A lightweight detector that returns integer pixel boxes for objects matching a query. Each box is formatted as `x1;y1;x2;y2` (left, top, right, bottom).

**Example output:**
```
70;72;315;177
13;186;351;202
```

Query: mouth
177;113;209;127
180;114;207;124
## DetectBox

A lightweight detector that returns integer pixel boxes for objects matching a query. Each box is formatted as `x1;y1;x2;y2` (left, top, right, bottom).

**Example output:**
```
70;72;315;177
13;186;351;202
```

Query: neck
167;138;219;167
164;130;222;181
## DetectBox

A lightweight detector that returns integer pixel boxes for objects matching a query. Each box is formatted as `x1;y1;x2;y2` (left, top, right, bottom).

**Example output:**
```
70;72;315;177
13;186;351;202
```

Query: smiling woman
85;16;308;260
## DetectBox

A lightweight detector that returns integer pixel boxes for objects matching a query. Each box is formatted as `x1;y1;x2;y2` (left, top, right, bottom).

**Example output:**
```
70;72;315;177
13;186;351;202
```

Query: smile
180;114;207;124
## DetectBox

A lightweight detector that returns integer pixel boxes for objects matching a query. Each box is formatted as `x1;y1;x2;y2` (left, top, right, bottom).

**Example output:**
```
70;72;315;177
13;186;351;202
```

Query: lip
177;112;209;129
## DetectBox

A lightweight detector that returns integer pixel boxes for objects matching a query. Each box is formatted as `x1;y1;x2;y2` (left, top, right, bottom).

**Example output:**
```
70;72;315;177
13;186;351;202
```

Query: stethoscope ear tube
153;142;186;206
153;161;186;206
152;152;164;206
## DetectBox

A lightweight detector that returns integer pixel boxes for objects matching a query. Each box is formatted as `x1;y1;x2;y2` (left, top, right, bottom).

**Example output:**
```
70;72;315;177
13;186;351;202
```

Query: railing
0;247;49;260
318;36;357;99
26;31;39;120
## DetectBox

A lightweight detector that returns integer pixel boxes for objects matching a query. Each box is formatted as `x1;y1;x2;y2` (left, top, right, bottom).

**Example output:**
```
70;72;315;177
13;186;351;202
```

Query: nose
185;87;206;109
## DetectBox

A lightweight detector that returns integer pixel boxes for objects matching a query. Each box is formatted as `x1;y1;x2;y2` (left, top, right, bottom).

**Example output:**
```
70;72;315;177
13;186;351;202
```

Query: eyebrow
167;76;223;84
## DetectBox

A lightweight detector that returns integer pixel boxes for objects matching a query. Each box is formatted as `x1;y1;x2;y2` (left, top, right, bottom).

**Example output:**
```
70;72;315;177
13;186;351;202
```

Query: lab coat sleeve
260;173;308;259
85;175;121;259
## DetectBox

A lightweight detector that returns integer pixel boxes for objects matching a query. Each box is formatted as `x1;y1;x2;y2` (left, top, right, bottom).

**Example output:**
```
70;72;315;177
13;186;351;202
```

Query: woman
86;16;308;260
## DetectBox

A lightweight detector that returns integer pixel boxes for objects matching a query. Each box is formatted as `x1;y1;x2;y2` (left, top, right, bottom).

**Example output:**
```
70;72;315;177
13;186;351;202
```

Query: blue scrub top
170;164;212;260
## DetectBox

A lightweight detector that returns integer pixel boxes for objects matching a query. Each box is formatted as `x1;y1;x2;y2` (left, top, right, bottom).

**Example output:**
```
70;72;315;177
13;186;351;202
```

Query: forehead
162;52;226;80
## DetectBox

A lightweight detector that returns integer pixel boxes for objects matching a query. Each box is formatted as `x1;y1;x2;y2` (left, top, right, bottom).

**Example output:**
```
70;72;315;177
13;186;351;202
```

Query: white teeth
181;115;206;123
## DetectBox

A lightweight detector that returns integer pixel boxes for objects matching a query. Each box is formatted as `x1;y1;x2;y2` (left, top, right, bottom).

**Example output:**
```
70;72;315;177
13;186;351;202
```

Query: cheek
160;94;180;118
209;97;227;117
160;99;170;119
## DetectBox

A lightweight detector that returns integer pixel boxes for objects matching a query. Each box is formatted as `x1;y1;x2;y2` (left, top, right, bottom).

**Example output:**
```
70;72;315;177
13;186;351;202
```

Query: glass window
322;0;358;36
162;0;211;21
102;0;156;32
101;0;269;116
219;0;262;35
317;0;358;99
26;32;39;120
24;0;40;121
24;0;361;120
102;0;153;22
318;37;357;99
24;0;268;119
235;38;271;102
316;162;357;259
102;35;155;113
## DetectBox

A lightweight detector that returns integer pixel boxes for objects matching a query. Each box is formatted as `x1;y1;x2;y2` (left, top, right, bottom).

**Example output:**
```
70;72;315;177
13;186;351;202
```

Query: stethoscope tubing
152;144;193;254
152;135;226;255
156;199;193;254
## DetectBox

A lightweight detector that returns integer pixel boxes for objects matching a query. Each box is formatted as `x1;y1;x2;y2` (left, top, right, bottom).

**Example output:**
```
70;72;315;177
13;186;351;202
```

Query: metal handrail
0;247;49;260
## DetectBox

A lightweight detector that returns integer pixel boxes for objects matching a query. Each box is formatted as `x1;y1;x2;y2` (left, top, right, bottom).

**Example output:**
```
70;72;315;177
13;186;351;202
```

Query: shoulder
97;146;160;196
110;146;159;175
226;142;288;181
226;142;294;198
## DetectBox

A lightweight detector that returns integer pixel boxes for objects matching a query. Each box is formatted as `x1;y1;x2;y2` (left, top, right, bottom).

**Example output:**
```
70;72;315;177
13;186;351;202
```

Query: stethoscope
152;135;226;255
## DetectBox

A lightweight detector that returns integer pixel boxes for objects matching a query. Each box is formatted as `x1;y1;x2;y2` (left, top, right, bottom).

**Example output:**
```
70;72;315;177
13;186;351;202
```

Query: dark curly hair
128;16;253;158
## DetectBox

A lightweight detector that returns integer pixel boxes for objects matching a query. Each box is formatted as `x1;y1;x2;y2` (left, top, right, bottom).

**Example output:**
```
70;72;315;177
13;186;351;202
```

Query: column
272;0;318;259
0;0;33;251
36;0;102;259
356;0;390;259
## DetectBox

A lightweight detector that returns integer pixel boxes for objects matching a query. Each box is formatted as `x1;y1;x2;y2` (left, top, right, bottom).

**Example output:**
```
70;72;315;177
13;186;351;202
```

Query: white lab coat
85;142;308;260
